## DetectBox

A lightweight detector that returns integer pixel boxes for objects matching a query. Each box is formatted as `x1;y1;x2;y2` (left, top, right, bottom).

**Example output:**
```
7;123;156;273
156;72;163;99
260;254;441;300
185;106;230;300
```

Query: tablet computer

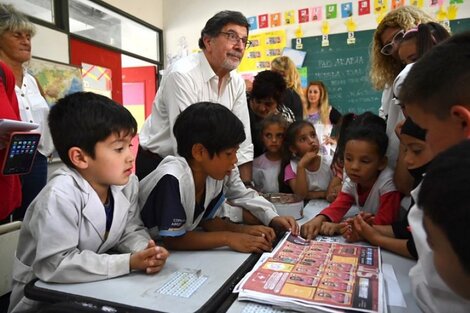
0;119;39;136
2;132;41;175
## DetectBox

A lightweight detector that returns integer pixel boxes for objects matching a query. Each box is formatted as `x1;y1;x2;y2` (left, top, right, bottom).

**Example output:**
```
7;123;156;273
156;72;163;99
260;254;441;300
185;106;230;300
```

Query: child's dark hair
250;70;287;106
418;140;470;274
400;22;450;62
400;31;470;118
344;112;388;158
259;113;289;140
278;120;315;193
49;92;137;168
173;102;246;160
330;113;356;172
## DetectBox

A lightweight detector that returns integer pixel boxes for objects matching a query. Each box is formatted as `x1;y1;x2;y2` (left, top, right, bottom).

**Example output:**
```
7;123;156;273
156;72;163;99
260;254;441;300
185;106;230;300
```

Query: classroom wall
162;0;470;65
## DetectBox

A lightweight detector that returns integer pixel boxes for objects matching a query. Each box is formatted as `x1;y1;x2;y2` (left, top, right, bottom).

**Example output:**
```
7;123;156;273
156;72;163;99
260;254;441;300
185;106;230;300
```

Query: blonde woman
271;56;304;121
369;6;433;176
305;81;341;155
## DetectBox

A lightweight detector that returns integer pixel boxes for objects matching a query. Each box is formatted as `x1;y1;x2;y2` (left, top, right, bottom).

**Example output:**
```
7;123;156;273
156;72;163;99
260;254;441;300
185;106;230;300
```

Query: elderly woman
0;4;54;220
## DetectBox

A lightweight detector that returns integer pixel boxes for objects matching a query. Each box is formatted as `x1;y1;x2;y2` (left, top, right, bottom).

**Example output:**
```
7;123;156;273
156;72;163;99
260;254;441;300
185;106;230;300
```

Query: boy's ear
68;147;90;169
191;143;206;161
451;105;470;138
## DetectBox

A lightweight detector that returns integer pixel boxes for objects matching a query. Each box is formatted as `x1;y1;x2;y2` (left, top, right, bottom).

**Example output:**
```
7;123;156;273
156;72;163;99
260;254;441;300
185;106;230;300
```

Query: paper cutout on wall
341;2;353;18
298;8;309;23
430;0;444;7
238;30;286;73
247;16;258;30
391;0;405;10
311;6;323;22
326;4;338;19
410;0;425;8
450;0;464;4
259;14;269;28
284;10;296;25
359;0;371;15
448;4;459;19
270;13;281;27
374;0;388;14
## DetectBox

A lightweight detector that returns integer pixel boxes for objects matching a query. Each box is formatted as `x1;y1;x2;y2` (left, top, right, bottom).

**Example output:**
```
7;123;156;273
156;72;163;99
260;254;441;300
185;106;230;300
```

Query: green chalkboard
294;18;470;115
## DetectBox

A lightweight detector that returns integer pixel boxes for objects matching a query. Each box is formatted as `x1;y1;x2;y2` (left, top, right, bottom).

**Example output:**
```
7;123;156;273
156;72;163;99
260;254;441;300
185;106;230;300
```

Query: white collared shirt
15;70;54;156
139;52;253;165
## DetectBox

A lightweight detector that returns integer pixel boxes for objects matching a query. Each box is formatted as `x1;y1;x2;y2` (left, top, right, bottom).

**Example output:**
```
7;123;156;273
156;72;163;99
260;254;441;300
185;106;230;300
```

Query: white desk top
226;200;420;313
31;248;256;313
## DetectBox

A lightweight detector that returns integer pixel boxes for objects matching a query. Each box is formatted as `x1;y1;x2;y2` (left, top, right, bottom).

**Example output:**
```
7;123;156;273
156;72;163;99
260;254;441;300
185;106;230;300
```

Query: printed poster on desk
236;233;383;313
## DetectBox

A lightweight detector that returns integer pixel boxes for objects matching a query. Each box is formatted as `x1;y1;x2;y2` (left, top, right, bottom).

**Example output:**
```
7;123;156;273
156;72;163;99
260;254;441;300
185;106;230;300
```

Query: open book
234;233;384;313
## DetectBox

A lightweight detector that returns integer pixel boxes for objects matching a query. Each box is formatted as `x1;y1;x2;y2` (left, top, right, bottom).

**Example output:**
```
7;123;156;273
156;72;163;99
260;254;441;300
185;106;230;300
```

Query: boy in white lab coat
400;32;470;312
9;92;169;313
139;102;299;252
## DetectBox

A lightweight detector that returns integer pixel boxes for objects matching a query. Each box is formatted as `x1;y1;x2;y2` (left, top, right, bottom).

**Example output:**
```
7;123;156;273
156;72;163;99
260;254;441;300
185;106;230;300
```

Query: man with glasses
137;11;254;183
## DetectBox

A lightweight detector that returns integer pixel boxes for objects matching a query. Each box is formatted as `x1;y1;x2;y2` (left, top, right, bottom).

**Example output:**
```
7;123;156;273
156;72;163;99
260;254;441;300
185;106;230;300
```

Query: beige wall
103;0;163;29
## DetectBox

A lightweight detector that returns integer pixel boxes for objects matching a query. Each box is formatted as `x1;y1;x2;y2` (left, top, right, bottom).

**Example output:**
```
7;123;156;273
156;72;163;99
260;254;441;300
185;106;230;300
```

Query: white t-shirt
253;153;281;193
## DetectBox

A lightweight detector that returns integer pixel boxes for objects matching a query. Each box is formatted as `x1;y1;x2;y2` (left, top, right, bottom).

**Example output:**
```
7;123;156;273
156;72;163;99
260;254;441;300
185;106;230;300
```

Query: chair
0;221;22;297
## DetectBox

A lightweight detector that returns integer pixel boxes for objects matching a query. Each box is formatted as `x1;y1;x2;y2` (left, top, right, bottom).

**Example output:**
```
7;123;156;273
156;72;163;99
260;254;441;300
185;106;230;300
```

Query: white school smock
253;153;281;193
341;167;396;214
138;156;278;231
408;184;470;313
8;167;149;313
15;70;54;157
289;155;333;192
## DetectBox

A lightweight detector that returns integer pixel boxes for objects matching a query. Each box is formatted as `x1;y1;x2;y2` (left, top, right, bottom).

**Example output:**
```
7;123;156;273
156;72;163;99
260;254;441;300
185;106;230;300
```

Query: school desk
25;247;260;313
224;200;421;313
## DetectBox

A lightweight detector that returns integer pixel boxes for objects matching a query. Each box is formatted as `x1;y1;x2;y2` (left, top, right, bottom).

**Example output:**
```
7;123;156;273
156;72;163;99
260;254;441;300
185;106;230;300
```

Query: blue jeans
13;153;48;220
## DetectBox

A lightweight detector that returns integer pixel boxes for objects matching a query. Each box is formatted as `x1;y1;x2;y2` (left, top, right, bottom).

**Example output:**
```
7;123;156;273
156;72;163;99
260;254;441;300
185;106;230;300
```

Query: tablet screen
2;132;41;175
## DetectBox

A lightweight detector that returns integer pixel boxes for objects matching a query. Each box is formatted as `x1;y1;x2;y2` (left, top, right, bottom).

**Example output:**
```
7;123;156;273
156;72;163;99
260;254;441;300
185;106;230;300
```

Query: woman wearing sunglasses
369;6;434;195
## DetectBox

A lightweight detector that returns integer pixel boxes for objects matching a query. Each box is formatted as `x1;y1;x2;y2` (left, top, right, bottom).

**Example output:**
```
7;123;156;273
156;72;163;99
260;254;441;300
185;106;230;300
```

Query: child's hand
240;225;276;243
130;240;169;274
341;217;364;243
353;214;380;245
270;216;300;236
298;151;319;168
301;215;326;240
320;221;341;236
326;185;341;203
227;232;273;253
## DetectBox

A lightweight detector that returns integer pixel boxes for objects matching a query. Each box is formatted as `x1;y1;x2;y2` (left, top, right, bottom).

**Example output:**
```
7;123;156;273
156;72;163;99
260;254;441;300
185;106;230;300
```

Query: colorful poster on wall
298;8;309;23
311;6;323;21
238;30;286;73
298;67;308;88
326;4;338;19
341;2;353;18
284;10;296;25
430;0;444;6
28;58;83;106
450;0;464;4
270;12;281;27
391;0;406;9
258;14;269;28
81;63;112;99
359;0;371;15
411;0;425;7
247;16;258;30
374;0;388;14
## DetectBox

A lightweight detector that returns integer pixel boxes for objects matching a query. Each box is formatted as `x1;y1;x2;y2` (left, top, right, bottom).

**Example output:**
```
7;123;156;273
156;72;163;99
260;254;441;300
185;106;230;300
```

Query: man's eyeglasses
380;29;405;56
219;31;252;48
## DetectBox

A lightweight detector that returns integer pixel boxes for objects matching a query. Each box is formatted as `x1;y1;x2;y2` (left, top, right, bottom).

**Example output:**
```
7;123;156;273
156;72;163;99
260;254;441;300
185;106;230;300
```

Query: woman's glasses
380;30;405;56
381;28;419;56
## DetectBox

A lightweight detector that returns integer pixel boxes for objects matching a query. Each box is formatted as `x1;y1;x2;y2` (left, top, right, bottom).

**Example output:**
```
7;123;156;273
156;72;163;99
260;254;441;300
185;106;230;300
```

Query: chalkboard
294;18;470;115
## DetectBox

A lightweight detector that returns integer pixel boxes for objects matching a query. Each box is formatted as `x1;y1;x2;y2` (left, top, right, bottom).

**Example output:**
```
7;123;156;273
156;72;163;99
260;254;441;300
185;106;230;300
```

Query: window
68;0;160;62
0;0;54;23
